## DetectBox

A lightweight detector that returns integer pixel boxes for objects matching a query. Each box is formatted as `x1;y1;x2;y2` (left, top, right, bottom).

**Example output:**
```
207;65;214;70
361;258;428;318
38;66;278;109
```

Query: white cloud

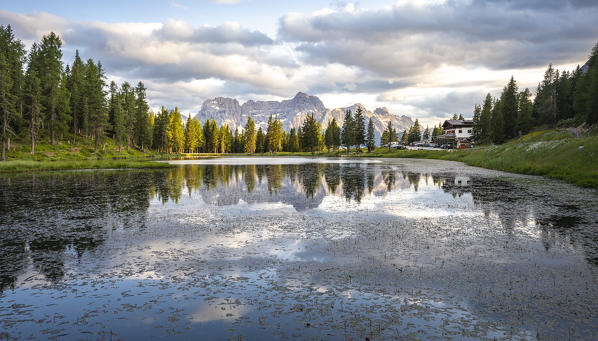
1;0;595;123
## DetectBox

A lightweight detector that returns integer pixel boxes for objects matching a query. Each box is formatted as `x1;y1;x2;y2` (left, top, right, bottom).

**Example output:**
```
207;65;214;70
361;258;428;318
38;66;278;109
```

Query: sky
1;0;597;126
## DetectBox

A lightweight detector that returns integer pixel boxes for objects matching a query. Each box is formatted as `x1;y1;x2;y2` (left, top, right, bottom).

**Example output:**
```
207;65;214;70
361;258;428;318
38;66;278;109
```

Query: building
434;119;473;148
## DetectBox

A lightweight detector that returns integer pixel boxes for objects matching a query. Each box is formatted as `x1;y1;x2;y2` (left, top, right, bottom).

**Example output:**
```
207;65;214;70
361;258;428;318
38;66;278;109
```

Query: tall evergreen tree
167;108;184;153
85;59;108;153
491;97;505;144
353;106;366;151
534;64;558;125
301;113;319;153
341;109;354;154
423;125;430;141
121;82;136;149
366;117;376;152
502;76;519;139
134;82;151;150
0;25;25;160
38;32;63;145
23;50;42;155
69;50;85;135
244;116;256;154
517;88;534;134
256;126;265;153
479;94;493;142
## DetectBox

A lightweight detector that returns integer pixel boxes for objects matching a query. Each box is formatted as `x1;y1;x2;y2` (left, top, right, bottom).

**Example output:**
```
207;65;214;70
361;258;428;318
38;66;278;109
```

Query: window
467;129;471;133
458;130;462;133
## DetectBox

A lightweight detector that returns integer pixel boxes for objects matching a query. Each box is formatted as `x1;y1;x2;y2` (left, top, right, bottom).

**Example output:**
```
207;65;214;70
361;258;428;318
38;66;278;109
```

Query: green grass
2;130;596;190
1;134;176;172
0;159;173;173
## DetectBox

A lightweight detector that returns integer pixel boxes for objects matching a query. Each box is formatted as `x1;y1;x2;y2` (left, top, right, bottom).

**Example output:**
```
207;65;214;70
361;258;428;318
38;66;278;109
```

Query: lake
1;157;597;340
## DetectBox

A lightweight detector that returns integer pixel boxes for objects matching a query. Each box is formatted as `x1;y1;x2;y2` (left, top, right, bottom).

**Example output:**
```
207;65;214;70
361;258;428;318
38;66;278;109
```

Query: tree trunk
118;141;121;154
1;107;6;161
94;128;99;153
50;85;56;145
73;106;78;135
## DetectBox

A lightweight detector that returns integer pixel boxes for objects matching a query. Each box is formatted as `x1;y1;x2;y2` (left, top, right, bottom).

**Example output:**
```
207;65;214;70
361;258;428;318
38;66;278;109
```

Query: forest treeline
2;25;597;161
0;26;155;160
471;43;598;144
0;26;384;158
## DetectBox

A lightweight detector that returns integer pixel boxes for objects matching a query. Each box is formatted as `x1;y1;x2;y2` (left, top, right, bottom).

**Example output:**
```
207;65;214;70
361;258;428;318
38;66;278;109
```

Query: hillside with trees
471;43;598;144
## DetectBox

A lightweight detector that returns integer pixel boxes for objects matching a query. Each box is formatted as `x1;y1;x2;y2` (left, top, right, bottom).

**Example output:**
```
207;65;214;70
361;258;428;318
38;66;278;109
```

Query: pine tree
256;126;265;153
366;117;375;152
38;32;63;145
121;82;136;149
534;64;558;125
69;50;85;135
23;52;42;155
354;106;366;152
109;81;125;153
479;94;493;143
134;82;150;150
491;97;505;144
85;59;108;153
301;113;319;153
423;125;430;141
341;109;354;154
401;129;408;144
244;116;256;154
0;25;25;160
325;118;340;152
381;121;396;151
472;104;482;142
586;42;598;125
502;76;519;139
184;116;197;153
517;88;534;134
408;119;422;144
167;108;184;153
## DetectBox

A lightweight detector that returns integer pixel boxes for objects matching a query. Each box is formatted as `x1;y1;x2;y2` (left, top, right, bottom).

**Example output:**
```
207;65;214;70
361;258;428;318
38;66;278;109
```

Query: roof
443;120;473;128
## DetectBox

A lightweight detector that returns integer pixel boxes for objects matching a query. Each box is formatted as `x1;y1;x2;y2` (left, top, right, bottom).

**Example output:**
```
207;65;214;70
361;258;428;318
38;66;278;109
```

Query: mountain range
193;92;414;141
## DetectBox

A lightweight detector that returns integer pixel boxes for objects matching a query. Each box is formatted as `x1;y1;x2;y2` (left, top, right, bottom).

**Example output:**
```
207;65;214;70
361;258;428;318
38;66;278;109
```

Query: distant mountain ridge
194;92;414;141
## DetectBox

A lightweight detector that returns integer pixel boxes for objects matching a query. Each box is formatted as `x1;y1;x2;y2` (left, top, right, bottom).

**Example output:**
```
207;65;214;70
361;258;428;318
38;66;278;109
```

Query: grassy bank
0;159;173;173
1;135;175;172
2;130;596;190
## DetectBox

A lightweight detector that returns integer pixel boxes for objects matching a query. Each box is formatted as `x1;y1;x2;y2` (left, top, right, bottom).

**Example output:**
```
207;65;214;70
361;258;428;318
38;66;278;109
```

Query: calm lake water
1;157;597;340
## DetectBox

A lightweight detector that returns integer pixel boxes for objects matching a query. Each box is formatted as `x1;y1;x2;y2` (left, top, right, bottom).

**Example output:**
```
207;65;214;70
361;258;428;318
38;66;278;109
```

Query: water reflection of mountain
156;164;421;210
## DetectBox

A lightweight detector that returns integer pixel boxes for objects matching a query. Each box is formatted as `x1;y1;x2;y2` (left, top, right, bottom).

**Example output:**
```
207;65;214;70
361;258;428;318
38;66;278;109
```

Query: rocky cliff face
194;92;413;141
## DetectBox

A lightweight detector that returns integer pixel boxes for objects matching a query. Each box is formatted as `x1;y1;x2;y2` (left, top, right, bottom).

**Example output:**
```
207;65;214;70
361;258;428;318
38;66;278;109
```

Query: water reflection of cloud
189;298;249;323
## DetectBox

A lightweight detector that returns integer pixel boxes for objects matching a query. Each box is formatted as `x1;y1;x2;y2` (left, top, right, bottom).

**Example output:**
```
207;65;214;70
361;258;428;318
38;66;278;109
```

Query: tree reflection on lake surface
1;158;597;340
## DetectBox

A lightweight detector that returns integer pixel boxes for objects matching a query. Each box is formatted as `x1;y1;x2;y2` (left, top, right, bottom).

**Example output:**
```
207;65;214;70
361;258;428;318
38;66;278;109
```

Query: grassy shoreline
0;159;174;173
2;130;596;190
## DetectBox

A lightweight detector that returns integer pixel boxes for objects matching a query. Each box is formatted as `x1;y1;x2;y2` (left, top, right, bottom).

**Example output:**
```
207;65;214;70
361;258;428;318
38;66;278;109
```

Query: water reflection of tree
382;167;397;192
299;164;322;198
341;164;366;203
441;175;598;267
324;164;341;193
0;171;154;292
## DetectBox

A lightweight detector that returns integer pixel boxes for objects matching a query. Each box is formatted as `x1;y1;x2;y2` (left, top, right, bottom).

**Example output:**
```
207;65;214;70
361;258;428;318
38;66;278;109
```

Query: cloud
279;0;598;73
155;20;273;46
170;2;188;9
203;0;244;3
0;1;595;123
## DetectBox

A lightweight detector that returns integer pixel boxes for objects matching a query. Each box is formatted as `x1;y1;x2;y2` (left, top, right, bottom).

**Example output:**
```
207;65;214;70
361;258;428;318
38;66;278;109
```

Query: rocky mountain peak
194;92;413;142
